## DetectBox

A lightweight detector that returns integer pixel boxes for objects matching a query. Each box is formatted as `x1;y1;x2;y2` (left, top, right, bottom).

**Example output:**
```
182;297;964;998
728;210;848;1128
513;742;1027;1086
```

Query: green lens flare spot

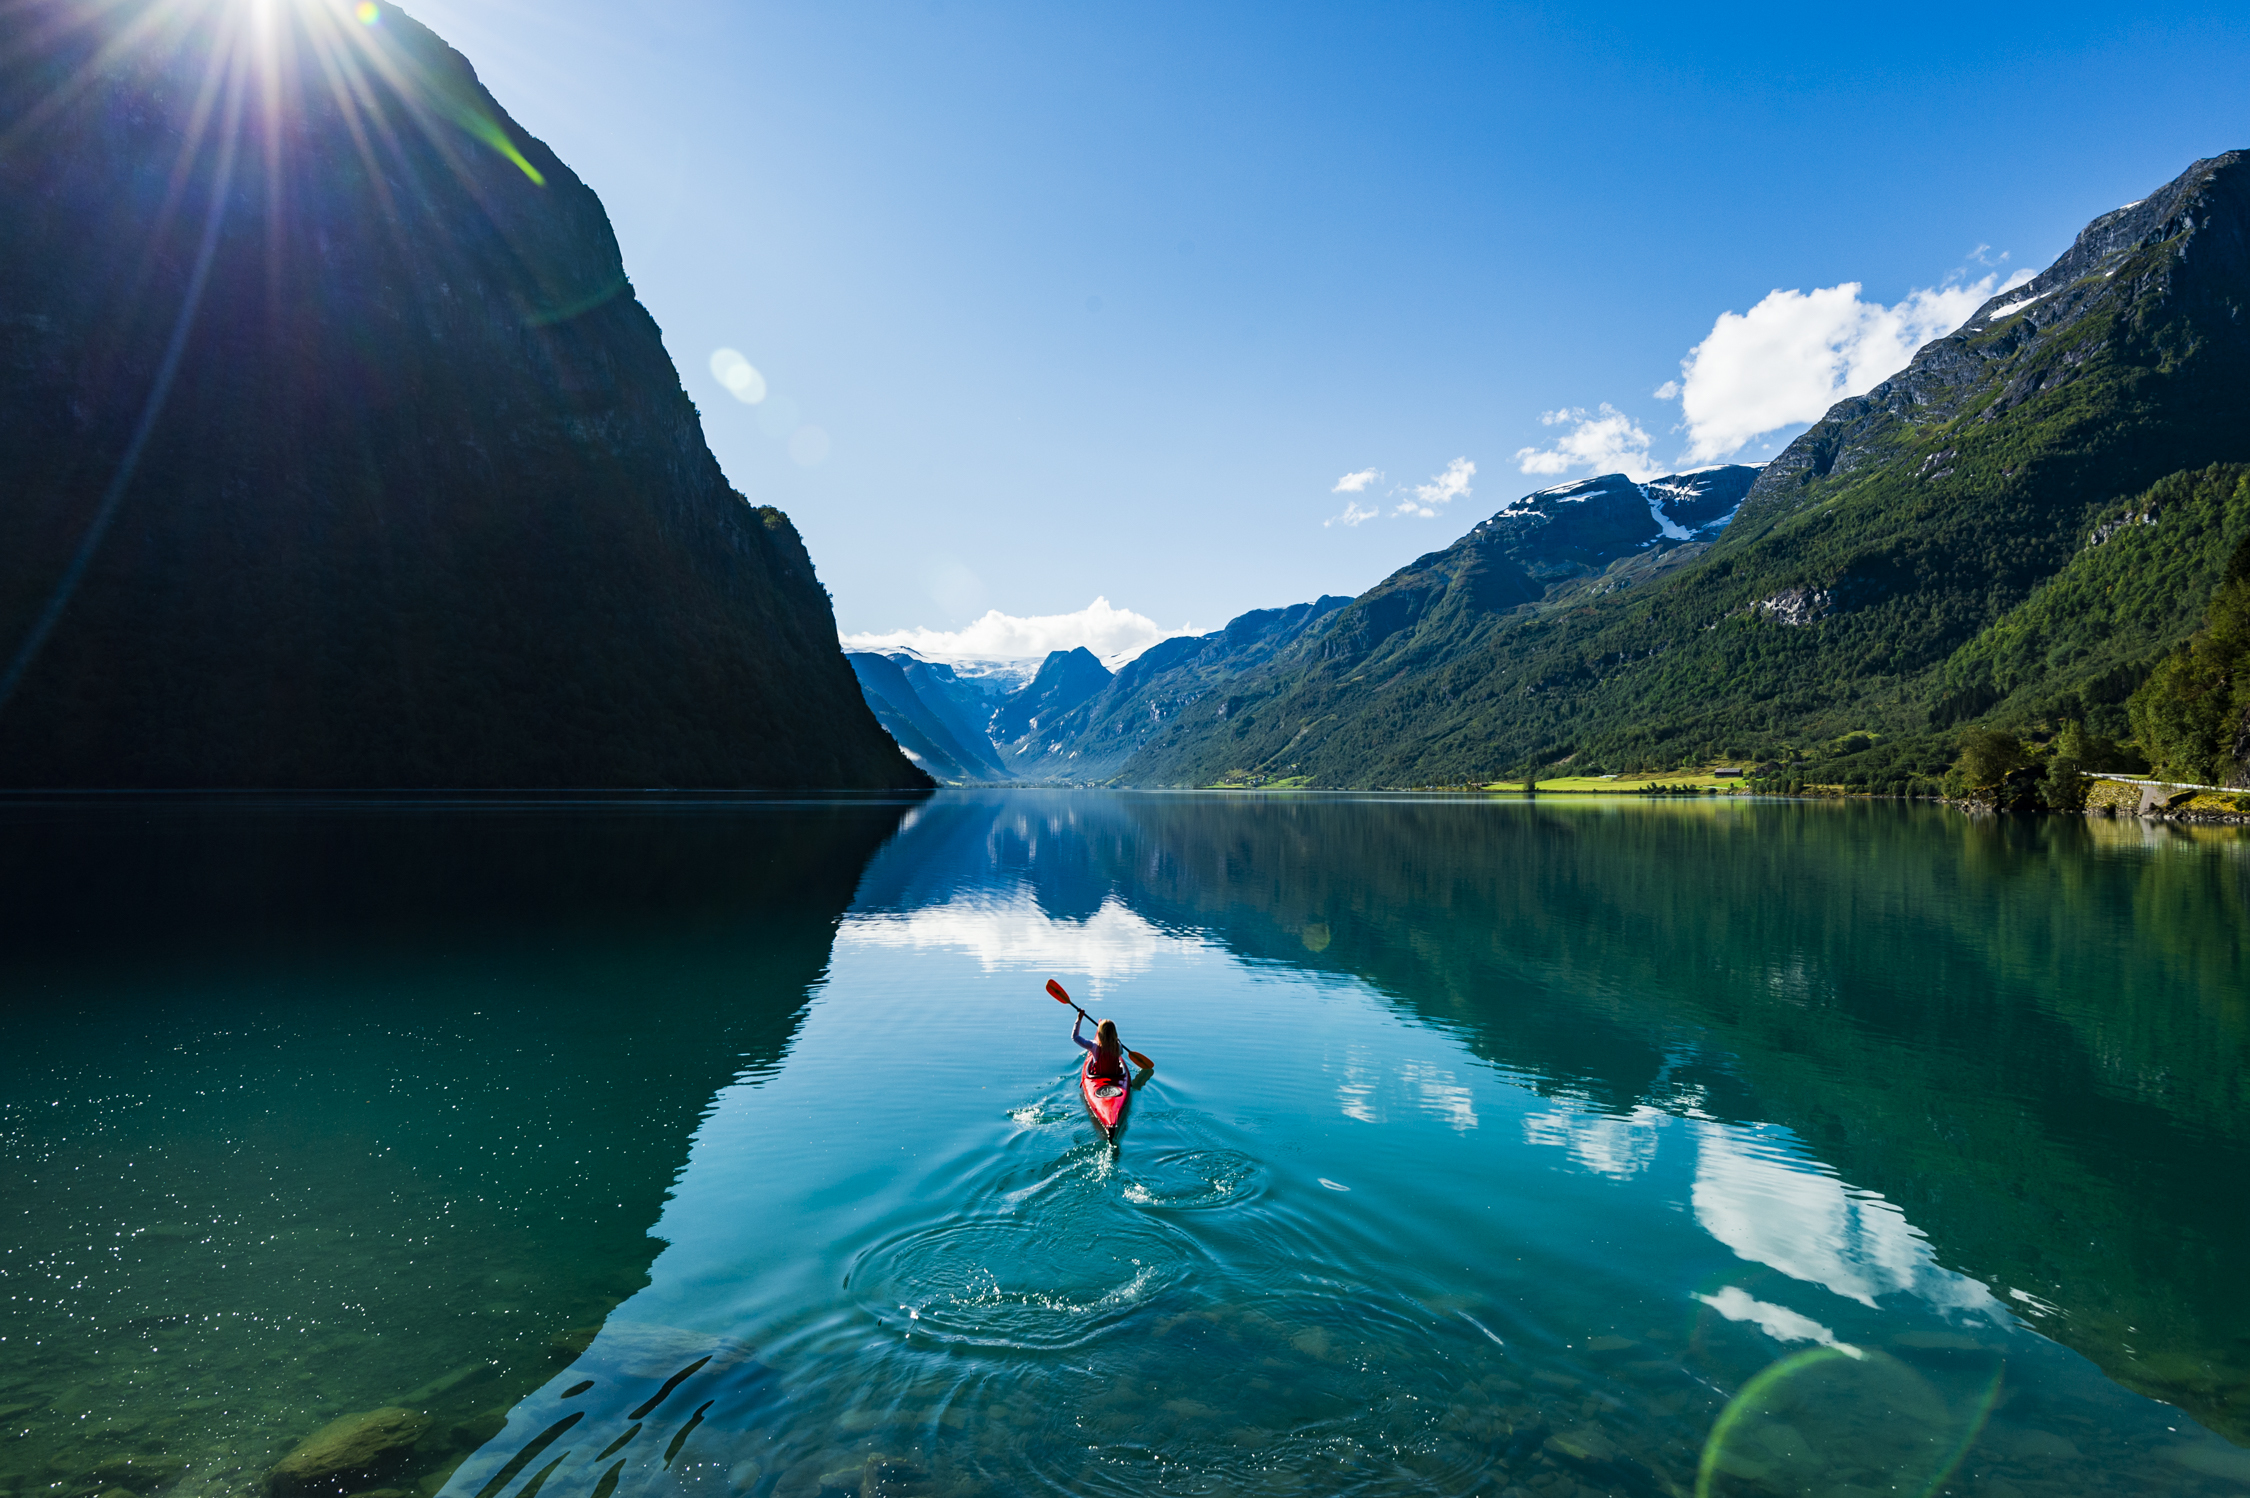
1696;1344;2003;1498
453;105;546;185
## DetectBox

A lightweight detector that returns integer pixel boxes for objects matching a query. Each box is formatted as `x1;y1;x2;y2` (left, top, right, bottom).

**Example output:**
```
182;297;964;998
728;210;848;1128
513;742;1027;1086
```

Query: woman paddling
1071;1011;1150;1142
1073;1012;1129;1081
1047;979;1153;1141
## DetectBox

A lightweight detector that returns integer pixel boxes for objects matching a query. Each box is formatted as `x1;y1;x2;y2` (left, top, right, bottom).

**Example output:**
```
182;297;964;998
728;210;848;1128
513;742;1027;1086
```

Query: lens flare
1696;1343;2003;1498
707;348;766;404
354;3;380;25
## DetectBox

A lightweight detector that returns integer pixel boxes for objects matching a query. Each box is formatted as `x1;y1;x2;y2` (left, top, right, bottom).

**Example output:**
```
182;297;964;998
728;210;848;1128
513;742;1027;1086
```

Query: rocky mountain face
1738;155;2250;531
1311;465;1760;673
841;599;1352;783
1468;466;1756;585
844;653;1011;782
992;647;1113;747
0;1;925;788
1108;150;2250;788
992;597;1353;781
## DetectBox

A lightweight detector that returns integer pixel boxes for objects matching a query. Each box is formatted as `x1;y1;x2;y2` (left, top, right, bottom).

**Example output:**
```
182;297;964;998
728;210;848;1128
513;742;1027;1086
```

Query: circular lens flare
707;348;766;404
1696;1344;2002;1498
354;3;380;25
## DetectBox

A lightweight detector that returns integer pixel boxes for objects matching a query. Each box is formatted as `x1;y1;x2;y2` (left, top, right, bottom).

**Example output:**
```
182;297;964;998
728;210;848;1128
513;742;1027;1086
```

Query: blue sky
405;0;2250;658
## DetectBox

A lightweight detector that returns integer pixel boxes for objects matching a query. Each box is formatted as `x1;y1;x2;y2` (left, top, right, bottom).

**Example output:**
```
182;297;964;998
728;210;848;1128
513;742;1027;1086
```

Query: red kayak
1081;1054;1131;1139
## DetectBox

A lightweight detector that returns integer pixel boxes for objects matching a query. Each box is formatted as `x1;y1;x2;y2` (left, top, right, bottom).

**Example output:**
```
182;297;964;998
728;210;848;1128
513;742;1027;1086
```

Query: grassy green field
1485;769;1753;794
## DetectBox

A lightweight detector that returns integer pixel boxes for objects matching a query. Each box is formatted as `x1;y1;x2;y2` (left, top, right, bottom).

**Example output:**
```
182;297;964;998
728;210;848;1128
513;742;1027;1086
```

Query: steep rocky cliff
992;647;1113;761
1738;153;2250;529
845;651;1012;782
0;0;926;788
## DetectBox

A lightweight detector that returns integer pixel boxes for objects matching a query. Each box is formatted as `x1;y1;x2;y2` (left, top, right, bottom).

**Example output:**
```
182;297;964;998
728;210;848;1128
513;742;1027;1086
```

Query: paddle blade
1046;978;1074;1004
1128;1049;1153;1070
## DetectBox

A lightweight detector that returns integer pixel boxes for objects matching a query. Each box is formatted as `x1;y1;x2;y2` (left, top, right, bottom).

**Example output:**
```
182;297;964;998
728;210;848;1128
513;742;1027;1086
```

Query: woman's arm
1072;1013;1096;1052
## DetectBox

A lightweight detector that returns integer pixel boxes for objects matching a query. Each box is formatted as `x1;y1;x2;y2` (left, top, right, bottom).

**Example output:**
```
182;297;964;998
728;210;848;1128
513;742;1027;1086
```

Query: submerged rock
399;1364;495;1407
268;1408;431;1498
812;1455;930;1498
87;1456;185;1492
446;1409;510;1452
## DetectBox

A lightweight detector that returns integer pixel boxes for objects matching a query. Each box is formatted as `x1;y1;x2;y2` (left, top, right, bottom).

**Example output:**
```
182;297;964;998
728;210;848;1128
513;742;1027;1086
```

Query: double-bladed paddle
1046;978;1152;1069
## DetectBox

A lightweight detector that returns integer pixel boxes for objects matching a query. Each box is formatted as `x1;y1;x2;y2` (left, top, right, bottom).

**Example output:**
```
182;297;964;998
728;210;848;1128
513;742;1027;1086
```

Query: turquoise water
3;793;2248;1498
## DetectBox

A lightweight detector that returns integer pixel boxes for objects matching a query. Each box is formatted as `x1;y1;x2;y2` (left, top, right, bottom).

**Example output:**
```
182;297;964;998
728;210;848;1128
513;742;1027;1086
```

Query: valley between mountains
854;151;2250;798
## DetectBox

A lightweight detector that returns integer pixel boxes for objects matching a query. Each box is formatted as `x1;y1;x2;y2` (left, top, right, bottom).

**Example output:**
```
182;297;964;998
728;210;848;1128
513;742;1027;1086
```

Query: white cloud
1673;270;2033;462
1325;499;1379;528
841;596;1191;665
1395;456;1475;517
1652;380;1680;401
1513;404;1657;480
1332;468;1381;493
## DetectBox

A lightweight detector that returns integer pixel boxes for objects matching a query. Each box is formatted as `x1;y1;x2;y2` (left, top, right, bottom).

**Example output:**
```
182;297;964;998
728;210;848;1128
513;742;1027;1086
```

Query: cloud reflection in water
838;890;1202;993
1523;1098;2005;1327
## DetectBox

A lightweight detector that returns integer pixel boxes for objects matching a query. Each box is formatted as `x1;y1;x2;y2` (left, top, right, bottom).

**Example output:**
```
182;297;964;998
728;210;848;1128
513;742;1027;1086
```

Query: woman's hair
1095;1018;1120;1050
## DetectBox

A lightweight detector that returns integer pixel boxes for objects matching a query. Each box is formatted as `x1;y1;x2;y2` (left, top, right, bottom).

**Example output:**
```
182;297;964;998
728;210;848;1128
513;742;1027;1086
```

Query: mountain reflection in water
441;791;2249;1498
0;796;915;1498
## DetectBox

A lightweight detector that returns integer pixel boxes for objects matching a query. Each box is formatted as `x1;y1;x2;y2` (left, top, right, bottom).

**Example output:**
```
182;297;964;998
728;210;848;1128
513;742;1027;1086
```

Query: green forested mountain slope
2126;525;2250;786
1114;151;2250;787
1936;464;2250;733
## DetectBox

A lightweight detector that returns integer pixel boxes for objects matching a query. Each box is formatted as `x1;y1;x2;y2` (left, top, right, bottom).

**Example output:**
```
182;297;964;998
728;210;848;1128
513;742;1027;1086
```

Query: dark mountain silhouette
0;1;925;788
0;793;912;1491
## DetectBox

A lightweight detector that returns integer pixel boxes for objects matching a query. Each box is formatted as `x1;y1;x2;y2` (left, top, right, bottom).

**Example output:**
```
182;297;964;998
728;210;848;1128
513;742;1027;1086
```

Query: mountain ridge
1102;150;2250;788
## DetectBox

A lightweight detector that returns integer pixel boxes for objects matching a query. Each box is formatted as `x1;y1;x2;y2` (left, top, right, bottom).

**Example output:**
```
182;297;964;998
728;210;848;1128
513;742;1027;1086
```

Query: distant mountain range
0;3;924;789
854;150;2250;789
847;464;1757;782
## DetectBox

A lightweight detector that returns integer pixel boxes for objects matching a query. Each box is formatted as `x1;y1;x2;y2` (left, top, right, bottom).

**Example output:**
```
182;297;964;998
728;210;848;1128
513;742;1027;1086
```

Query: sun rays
0;0;559;717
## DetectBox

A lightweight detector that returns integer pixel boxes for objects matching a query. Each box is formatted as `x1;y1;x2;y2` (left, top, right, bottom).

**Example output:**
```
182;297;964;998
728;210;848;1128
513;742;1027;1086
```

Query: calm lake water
3;791;2247;1498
